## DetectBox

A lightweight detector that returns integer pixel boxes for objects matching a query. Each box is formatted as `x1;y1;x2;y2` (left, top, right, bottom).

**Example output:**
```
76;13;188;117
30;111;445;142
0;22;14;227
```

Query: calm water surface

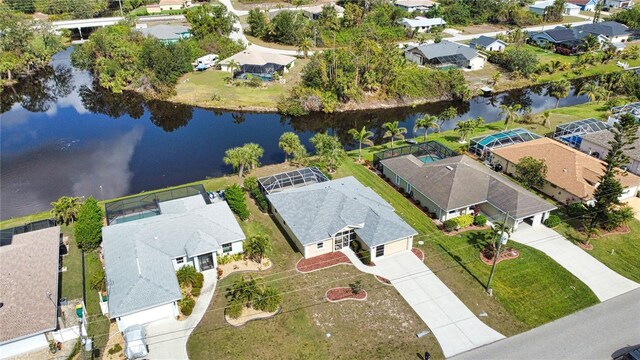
0;48;590;219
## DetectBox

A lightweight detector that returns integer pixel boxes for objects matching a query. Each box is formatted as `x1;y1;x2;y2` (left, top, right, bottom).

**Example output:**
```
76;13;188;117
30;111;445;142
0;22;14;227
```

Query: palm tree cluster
223;143;264;177
226;275;282;319
310;132;346;173
278;132;307;163
578;81;608;103
454;117;484;143
50;196;82;225
244;234;272;263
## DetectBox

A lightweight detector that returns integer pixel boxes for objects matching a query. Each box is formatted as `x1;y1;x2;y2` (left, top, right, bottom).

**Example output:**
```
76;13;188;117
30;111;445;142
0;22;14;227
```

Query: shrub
254;286;282;312
443;219;457;232
226;299;244;319
75;197;103;251
544;215;562;228
357;249;371;265
89;267;106;293
349;280;363;295
193;272;204;289
191;287;201;297
244;177;269;212
176;265;198;287
453;214;474;229
474;214;488;227
179;296;195;316
225;184;250;220
350;239;361;252
108;344;122;355
217;254;232;265
247;75;263;88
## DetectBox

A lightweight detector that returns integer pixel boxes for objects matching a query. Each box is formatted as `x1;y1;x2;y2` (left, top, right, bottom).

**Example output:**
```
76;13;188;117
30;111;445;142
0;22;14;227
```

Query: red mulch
412;248;424;261
578;242;594;251
480;247;520;265
296;252;351;273
375;275;392;285
575;224;631;238
326;287;367;302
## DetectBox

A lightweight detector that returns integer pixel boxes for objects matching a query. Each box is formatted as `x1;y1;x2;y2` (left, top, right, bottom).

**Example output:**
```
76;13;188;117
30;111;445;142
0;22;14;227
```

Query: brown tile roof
0;227;60;344
492;138;640;200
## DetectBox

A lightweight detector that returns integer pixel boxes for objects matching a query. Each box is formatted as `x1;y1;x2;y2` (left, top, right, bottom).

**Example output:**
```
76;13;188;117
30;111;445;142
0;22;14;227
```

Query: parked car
124;325;149;359
405;139;418;144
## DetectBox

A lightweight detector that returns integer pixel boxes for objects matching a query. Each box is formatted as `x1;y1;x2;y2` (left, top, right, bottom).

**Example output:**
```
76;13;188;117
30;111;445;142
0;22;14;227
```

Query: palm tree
223;147;244;177
472;117;484;134
437;107;458;128
542;110;552;128
50;196;82;225
245;234;272;263
244;143;264;170
549;60;562;73
578;81;602;103
492;72;501;86
579;34;600;53
227;275;263;307
226;59;240;75
413;115;439;142
382;121;407;149
348;126;374;162
499;104;522;129
297;37;313;58
454;120;475;143
278;132;302;163
547;79;570;108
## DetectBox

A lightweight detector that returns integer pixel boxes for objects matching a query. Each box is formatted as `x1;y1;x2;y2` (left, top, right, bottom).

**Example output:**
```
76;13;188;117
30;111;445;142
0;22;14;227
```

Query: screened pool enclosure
372;141;457;169
468;128;541;158
553;118;610;148
258;167;329;195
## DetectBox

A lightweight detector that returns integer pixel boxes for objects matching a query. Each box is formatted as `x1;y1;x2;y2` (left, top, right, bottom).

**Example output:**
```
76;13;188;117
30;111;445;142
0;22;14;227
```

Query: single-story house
608;102;640;126
380;155;556;231
0;226;62;359
580;129;640;176
566;0;598;11
604;0;634;8
302;3;345;20
529;1;581;16
103;195;245;331
405;40;487;70
469;36;508;52
491;138;640;204
574;21;631;43
394;0;436;13
399;16;446;33
264;173;417;261
147;0;191;13
137;24;192;43
219;50;296;77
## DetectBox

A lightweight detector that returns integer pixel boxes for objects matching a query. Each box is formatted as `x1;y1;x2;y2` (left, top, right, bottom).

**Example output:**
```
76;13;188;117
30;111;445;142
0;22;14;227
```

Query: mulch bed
375;275;392;285
593;224;631;237
578;242;594;251
326;287;368;302
296;252;351;273
412;247;424;261
480;247;520;265
442;224;491;236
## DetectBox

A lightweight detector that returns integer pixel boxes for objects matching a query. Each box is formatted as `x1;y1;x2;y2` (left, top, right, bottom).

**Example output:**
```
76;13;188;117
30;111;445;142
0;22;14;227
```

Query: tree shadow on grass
268;213;304;258
436;234;490;289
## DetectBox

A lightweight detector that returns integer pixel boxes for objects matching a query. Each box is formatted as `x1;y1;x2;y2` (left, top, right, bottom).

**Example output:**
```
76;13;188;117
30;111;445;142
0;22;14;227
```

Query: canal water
0;48;590;219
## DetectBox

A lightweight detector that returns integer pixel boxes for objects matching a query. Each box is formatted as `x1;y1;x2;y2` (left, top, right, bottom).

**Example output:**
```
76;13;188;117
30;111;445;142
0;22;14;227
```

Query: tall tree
499;103;521;129
50;196;82;225
297;37;313;59
515;156;548;189
382;121;407;149
185;4;236;39
454;120;476;143
547;80;570;108
74;197;103;251
348;126;374;162
247;8;269;38
413;115;439;142
278;132;304;163
578;82;603;103
310;132;346;172
438;107;458;128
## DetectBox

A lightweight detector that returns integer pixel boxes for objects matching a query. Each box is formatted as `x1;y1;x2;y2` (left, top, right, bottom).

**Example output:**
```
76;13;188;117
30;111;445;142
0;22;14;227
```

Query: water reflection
1;65;74;114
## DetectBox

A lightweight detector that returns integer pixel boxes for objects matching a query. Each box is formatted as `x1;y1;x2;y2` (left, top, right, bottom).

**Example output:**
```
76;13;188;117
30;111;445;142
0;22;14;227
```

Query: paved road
453;288;640;360
511;224;639;301
373;251;505;358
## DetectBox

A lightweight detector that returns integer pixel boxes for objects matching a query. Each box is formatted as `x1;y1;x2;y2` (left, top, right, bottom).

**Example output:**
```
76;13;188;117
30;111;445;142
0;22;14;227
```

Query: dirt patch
480;247;520;265
326;287;367;302
225;306;280;326
296;252;352;273
218;258;272;280
101;322;124;360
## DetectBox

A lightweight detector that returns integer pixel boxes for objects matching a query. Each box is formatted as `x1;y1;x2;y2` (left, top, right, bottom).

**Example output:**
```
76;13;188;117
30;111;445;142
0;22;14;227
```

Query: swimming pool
417;154;441;163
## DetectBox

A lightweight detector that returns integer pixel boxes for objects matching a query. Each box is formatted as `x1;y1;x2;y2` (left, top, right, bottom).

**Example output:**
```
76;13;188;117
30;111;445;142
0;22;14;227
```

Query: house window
222;243;232;253
376;245;385;258
317;242;324;250
407;184;412;194
176;257;184;264
395;175;400;185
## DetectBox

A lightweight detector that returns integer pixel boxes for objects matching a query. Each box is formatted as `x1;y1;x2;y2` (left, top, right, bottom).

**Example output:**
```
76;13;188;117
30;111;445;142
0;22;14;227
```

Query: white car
124;325;149;359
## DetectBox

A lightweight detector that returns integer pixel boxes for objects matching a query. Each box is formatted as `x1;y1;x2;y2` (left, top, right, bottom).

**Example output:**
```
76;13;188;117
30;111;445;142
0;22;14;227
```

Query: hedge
453;214;474;229
443;219;457;232
544;214;562;228
474;214;488;226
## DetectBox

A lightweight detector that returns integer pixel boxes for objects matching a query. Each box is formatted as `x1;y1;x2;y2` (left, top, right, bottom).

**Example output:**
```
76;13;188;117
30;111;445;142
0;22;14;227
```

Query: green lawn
553;212;640;283
335;160;599;327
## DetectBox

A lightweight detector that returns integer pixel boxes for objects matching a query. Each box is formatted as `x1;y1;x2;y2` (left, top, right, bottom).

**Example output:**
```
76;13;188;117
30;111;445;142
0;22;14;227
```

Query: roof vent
563;168;567;172
445;166;454;171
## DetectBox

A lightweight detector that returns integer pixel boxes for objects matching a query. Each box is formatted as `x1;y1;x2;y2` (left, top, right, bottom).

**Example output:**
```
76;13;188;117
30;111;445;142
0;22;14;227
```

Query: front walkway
510;224;639;301
145;271;217;360
343;249;505;358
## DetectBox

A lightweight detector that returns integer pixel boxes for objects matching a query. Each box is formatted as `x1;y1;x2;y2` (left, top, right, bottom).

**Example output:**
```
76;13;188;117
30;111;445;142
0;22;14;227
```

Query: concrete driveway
511;225;639;301
145;271;217;360
375;251;505;358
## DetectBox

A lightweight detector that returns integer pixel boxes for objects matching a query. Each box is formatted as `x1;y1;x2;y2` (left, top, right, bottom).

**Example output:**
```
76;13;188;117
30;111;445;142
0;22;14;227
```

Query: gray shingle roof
411;40;479;61
267;177;417;248
103;196;245;318
380;155;556;220
470;36;501;48
581;129;640;160
138;25;191;41
574;21;629;37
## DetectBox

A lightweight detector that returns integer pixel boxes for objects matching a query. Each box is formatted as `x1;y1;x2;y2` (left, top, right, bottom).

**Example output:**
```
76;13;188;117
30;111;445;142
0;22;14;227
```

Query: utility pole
593;0;605;23
486;212;509;296
80;249;87;360
118;0;124;17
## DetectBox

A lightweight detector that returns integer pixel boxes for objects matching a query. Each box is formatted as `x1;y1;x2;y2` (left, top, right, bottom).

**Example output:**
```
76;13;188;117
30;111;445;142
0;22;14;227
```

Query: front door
198;253;214;271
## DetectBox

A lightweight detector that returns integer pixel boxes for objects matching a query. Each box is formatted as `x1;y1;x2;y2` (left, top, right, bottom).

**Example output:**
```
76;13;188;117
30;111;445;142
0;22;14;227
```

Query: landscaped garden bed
296;252;351;273
225;306;281;327
412;247;425;261
480;246;520;265
218;257;272;280
326;287;368;302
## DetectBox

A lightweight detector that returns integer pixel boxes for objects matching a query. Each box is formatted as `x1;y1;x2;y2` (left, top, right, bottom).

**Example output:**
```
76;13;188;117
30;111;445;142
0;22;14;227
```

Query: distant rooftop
581;129;640;161
400;16;446;28
138;24;191;41
408;40;479;61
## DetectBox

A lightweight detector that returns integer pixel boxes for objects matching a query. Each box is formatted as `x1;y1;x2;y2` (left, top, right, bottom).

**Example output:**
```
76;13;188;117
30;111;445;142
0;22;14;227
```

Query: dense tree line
429;0;542;26
608;6;640;29
4;0;109;19
0;8;65;85
278;36;470;115
71;5;243;97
